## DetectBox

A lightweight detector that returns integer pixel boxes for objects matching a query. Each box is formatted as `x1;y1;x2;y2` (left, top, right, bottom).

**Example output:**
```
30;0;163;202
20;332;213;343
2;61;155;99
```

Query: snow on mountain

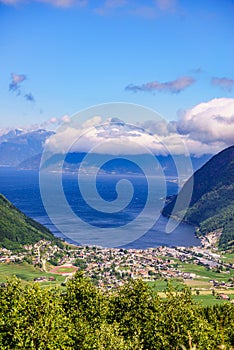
0;128;54;166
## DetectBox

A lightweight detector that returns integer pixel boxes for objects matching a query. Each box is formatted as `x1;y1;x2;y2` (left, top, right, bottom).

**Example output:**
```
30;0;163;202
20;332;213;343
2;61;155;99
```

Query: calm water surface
0;167;200;248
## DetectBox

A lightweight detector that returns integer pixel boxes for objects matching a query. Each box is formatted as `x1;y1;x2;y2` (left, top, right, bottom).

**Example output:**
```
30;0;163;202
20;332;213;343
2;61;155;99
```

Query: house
218;294;230;300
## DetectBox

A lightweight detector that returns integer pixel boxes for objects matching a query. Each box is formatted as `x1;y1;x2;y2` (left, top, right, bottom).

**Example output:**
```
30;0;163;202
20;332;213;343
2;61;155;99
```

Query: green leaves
0;274;233;349
0;277;73;349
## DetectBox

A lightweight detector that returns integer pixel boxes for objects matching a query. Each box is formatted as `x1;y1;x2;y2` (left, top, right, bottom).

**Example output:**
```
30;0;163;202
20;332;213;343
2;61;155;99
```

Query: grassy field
179;263;234;281
52;266;77;273
153;290;234;306
192;294;230;307
147;279;184;292
0;262;66;286
219;252;234;264
184;279;212;289
147;278;234;306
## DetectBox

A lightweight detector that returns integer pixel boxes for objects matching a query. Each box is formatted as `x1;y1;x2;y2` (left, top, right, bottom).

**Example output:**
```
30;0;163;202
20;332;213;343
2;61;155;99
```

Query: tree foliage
0;273;233;349
0;194;62;250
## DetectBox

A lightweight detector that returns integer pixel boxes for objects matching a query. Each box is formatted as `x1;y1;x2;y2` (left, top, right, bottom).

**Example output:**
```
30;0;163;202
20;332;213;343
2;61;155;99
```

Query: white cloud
39;114;71;129
61;114;71;123
140;119;176;136
44;98;234;157
125;76;195;94
45;116;191;157
81;116;102;129
45;117;103;154
177;98;234;145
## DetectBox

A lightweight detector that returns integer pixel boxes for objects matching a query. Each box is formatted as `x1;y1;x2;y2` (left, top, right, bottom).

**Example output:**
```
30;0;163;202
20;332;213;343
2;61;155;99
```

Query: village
0;231;234;295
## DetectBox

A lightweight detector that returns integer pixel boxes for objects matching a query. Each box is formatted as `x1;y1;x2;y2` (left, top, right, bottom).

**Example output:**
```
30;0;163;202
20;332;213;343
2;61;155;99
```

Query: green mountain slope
162;145;234;249
0;194;62;250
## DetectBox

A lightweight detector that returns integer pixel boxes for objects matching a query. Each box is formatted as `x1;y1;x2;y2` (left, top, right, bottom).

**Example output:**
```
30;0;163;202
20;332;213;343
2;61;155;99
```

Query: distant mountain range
0;129;54;166
0;194;62;251
38;151;212;177
0;127;212;175
162;145;234;249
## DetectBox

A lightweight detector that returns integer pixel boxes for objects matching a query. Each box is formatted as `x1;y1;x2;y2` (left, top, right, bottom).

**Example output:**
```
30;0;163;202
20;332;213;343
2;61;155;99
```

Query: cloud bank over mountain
45;98;234;157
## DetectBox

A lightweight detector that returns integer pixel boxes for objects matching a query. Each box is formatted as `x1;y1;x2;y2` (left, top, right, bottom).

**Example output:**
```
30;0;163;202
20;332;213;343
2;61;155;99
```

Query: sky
0;0;234;155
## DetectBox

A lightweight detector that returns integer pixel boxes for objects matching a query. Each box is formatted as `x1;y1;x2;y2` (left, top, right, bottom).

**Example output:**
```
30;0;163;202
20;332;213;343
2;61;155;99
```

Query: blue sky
0;0;234;129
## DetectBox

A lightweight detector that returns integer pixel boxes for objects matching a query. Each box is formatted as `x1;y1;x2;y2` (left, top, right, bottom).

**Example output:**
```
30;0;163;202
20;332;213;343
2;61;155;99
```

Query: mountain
19;151;212;177
0;128;24;142
162;145;234;249
0;194;62;250
0;129;54;166
1;126;212;175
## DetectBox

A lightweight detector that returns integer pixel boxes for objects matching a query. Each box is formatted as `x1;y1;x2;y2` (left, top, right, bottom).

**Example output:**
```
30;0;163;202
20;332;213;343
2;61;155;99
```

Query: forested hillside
162;145;234;249
0;194;62;250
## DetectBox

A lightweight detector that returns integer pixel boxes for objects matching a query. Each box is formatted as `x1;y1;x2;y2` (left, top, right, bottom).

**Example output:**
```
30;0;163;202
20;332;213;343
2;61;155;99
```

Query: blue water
0;167;200;248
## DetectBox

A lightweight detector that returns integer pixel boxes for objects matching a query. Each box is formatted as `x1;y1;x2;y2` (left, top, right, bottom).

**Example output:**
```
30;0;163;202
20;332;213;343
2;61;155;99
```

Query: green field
192;294;232;306
179;263;234;281
184;279;211;289
147;278;184;292
219;252;234;264
0;262;66;285
54;267;77;273
147;277;234;306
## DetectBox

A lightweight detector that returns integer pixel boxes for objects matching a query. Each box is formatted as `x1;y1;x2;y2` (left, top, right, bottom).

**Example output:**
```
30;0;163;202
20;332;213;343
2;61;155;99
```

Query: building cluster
1;239;233;290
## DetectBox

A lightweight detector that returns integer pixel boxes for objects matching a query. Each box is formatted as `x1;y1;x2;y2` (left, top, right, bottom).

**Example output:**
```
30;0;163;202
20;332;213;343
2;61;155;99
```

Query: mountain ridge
0;127;213;175
0;129;54;166
162;145;234;249
0;194;62;250
19;151;212;177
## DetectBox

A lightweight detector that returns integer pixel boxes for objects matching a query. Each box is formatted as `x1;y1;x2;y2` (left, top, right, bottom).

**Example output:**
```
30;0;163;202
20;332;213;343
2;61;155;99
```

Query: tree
0;274;233;349
74;258;87;270
0;277;73;349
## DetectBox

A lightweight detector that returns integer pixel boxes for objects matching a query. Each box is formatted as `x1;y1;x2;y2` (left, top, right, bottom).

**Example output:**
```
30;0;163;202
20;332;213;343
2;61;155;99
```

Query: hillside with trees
0;273;233;349
0;194;62;250
162;145;234;249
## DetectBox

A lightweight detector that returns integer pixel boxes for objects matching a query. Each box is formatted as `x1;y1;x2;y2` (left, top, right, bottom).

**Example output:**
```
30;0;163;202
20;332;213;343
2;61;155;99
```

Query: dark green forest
0;272;233;350
0;194;62;250
163;145;234;249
